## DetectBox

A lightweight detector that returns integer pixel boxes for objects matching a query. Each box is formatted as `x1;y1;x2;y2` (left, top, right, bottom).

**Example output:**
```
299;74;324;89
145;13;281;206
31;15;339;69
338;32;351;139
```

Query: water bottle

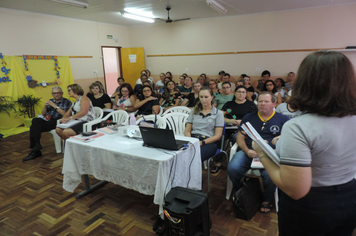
129;113;136;125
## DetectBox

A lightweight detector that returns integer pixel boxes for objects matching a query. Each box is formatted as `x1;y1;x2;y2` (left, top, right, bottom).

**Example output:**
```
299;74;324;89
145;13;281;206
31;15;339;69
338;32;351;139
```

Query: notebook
139;127;189;150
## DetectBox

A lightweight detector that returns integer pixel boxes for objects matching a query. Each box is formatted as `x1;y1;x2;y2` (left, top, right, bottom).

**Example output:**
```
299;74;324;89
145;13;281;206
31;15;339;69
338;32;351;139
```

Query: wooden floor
0;131;354;236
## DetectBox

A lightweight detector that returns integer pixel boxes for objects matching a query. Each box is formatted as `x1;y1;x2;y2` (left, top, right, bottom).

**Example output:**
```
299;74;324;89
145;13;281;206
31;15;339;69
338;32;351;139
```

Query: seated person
221;85;258;142
263;80;283;107
160;80;182;112
134;74;149;96
184;87;224;162
112;83;137;113
87;82;112;109
135;70;154;84
178;75;186;87
243;76;255;101
134;85;160;116
214;82;234;110
227;92;289;213
181;81;202;108
158;77;171;94
56;84;97;140
111;77;125;98
208;79;220;96
178;76;193;96
155;73;166;93
222;73;236;91
23;86;72;161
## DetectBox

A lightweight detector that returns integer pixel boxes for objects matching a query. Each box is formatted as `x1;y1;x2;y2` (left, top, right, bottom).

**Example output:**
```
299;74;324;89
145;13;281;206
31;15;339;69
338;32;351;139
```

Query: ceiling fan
156;6;190;23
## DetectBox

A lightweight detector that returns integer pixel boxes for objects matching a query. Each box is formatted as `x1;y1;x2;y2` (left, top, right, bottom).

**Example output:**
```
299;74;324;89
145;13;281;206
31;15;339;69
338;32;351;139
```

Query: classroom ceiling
0;0;355;26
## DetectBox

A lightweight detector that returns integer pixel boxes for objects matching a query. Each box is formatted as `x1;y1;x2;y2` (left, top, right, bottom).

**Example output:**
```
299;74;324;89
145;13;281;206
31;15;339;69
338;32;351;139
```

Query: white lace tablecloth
62;133;201;214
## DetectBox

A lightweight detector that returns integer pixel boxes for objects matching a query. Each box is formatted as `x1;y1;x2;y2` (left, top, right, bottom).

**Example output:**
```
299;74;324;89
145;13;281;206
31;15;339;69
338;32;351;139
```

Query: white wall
128;4;356;78
0;7;130;81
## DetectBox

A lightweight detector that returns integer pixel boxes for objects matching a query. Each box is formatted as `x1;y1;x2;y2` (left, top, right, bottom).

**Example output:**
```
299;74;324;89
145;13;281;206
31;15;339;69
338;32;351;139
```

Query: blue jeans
227;150;276;203
278;179;356;236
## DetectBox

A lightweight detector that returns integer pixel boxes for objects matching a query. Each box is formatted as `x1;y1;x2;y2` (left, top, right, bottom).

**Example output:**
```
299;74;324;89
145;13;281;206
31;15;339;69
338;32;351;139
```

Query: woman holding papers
252;51;356;235
184;87;224;163
56;84;96;140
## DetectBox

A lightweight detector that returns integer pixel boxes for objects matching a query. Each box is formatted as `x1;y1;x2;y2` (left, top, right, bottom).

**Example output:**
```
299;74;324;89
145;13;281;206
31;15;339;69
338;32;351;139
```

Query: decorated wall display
0;53;11;83
23;55;62;88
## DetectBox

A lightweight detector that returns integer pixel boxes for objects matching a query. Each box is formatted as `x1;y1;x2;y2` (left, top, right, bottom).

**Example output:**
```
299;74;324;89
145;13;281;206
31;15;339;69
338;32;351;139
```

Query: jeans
227;150;276;203
278;179;356;236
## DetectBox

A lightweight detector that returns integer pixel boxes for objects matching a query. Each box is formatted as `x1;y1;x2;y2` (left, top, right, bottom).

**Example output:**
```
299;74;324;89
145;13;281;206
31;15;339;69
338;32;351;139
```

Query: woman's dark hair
139;85;156;100
166;71;173;79
118;83;134;98
163;80;178;101
117;77;124;83
263;80;277;94
289;50;356;117
232;85;247;101
275;78;285;87
193;87;214;115
68;84;84;96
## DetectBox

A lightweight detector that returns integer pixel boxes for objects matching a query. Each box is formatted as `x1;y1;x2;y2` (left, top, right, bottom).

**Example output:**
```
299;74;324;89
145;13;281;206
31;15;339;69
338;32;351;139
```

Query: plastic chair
83;110;129;132
163;113;189;136
136;114;166;129
47;119;62;153
161;106;191;116
226;143;279;211
83;107;104;132
205;122;227;192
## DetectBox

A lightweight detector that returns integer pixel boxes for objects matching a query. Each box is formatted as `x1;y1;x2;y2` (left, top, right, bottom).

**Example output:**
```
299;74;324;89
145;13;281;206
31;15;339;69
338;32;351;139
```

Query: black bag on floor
232;175;263;221
164;187;211;236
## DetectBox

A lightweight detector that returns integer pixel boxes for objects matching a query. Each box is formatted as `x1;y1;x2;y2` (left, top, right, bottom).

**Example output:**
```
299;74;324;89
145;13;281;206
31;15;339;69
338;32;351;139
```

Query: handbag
232;173;263;221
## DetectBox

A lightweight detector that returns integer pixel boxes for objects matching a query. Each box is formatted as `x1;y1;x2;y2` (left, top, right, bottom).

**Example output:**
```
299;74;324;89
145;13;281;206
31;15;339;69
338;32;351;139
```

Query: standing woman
160;80;182;112
134;85;160;116
86;82;112;109
56;84;96;140
263;80;282;107
252;51;356;235
208;79;220;96
184;87;224;161
181;81;202;108
113;83;137;112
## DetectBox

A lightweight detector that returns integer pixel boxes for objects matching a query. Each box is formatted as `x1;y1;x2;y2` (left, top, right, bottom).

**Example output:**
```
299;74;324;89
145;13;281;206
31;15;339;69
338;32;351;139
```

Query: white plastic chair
136;114;166;129
83;110;129;132
226;143;279;211
47;119;62;153
161;106;191;116
82;107;104;132
163;113;189;136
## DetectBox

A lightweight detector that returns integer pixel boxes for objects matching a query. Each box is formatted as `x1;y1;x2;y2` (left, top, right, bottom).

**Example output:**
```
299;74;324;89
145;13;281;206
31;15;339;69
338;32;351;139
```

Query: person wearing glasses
214;82;234;110
56;84;96;140
208;79;220;96
227;91;289;214
112;83;137;113
23;86;72;161
134;85;160;116
263;80;283;107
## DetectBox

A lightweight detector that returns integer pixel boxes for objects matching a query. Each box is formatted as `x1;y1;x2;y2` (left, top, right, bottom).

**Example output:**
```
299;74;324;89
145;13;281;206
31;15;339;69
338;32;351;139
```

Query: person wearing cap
217;70;225;89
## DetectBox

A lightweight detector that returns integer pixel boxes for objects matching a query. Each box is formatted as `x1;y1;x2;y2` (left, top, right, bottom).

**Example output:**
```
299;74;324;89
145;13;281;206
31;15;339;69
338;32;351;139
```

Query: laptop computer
139;127;189;150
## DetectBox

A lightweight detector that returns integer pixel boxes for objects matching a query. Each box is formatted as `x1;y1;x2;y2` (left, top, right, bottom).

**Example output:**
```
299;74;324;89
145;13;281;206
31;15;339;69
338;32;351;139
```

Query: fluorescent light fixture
122;13;155;23
124;8;155;18
206;0;227;14
50;0;88;8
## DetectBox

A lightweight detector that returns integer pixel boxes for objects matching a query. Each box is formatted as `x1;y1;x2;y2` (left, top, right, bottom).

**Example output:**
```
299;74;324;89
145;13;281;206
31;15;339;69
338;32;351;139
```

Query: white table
62;132;201;214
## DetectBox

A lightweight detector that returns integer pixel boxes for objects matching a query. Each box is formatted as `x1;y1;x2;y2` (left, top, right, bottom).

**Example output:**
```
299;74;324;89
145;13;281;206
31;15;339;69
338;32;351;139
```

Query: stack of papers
241;122;280;167
57;119;83;129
